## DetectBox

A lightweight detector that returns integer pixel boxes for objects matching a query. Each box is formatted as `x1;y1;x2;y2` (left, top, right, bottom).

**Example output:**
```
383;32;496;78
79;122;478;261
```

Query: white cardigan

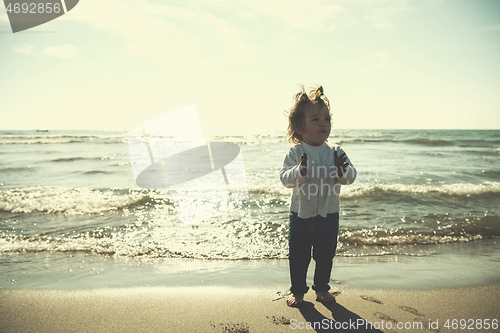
279;142;357;219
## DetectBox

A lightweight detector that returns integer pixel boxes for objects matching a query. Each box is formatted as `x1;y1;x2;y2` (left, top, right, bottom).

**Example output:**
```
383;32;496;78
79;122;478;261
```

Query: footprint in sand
361;295;383;304
267;315;291;325
398;305;425;317
374;312;398;325
397;306;440;332
211;322;250;333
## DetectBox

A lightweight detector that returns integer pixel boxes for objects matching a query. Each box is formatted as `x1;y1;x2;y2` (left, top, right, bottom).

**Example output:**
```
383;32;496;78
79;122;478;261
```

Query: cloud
69;0;256;68
12;44;77;58
13;44;36;55
68;1;201;66
364;1;413;30
247;0;413;32
249;0;344;32
42;0;413;71
43;44;78;58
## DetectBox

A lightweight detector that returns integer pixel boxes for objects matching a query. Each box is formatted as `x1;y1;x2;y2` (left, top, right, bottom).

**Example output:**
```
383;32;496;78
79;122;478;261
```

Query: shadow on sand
298;301;384;333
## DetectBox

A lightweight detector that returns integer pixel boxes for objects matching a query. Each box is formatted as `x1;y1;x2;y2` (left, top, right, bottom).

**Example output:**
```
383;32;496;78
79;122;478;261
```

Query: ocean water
1;129;499;289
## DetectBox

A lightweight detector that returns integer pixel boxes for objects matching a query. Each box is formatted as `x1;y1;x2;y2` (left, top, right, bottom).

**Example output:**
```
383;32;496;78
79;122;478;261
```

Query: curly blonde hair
285;85;331;144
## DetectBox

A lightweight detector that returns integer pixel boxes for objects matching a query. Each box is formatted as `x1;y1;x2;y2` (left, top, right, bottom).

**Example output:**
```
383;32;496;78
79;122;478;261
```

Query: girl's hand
299;153;307;177
334;151;348;178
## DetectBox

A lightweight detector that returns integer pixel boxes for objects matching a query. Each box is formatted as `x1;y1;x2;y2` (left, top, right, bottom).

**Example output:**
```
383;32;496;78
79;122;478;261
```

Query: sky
0;0;499;135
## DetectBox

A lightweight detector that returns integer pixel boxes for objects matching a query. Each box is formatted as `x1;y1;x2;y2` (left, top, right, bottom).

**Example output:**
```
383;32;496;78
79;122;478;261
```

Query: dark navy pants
288;211;339;295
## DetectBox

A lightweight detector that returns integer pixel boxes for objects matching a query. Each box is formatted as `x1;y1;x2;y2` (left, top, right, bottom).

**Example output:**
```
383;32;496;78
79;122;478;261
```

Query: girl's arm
279;148;307;188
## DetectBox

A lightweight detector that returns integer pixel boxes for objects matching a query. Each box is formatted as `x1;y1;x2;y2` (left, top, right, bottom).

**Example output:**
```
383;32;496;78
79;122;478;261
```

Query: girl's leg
288;212;313;295
311;213;339;293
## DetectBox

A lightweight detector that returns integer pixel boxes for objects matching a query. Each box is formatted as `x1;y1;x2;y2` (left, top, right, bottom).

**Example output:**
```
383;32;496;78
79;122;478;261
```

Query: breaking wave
0;187;168;215
1;182;499;215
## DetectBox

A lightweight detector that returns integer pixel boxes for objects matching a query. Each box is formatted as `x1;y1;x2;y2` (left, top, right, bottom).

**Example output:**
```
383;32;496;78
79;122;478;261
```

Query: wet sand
1;283;498;332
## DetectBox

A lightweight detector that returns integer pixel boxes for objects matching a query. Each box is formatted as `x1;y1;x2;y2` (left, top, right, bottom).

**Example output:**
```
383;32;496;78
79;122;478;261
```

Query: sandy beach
1;283;498;333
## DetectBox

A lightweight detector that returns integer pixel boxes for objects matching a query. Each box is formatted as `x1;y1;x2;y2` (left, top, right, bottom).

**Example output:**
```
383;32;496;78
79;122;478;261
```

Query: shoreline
2;239;499;290
1;283;498;333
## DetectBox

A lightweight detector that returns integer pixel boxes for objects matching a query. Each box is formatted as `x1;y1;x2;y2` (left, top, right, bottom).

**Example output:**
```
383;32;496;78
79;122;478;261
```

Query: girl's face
299;105;331;146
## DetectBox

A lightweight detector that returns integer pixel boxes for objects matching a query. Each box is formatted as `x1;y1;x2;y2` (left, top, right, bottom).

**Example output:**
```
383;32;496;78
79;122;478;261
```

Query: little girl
279;86;356;307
